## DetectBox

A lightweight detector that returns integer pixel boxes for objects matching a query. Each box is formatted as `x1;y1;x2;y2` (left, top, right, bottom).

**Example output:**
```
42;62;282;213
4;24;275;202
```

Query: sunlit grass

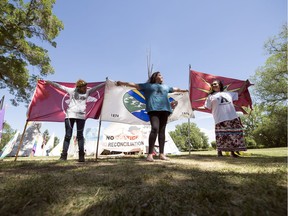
0;147;287;215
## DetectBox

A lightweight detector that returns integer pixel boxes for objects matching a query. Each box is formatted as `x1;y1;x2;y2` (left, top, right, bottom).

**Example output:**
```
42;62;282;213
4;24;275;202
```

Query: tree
252;24;287;106
53;136;59;148
248;24;288;148
251;105;287;148
169;122;209;151
0;0;64;106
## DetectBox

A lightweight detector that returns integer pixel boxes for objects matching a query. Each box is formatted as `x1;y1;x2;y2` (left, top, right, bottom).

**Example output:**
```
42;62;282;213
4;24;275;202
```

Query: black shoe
78;154;85;162
59;154;67;160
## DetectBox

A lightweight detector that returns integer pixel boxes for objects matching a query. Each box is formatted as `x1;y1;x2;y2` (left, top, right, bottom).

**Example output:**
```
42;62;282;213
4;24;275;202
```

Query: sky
2;0;287;144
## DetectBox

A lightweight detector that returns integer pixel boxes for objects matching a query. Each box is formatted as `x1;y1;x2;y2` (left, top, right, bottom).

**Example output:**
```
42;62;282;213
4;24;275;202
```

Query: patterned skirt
215;118;246;152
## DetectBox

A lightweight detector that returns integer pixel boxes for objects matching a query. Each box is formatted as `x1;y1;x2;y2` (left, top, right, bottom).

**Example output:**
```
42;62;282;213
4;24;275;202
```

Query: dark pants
148;111;170;154
61;118;86;156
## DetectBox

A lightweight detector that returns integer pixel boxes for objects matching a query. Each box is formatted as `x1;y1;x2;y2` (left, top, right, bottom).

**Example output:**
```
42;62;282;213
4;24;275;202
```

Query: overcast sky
2;0;287;143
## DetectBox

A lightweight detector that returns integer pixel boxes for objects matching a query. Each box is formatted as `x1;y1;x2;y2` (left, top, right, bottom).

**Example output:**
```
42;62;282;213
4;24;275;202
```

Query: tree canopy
252;24;287;106
242;24;288;148
0;0;64;106
169;122;209;151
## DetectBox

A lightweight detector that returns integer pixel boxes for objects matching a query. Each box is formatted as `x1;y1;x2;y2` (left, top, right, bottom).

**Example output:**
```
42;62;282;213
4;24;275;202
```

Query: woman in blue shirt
117;72;188;162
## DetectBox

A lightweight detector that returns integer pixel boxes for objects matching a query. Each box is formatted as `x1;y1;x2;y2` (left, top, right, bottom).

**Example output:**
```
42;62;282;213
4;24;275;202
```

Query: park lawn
0;147;287;216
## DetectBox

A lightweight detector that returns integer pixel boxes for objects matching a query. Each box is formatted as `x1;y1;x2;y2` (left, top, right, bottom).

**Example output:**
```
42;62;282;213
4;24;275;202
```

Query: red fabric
27;80;105;122
189;70;253;114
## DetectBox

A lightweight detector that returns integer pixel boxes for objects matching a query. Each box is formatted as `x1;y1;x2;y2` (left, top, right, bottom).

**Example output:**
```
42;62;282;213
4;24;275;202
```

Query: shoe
78;158;85;162
59;154;67;161
146;154;154;162
231;151;239;158
78;153;85;162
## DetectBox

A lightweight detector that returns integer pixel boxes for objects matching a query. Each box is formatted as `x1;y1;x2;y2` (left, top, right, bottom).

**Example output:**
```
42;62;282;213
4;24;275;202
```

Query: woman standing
205;80;247;157
116;71;188;162
46;79;104;162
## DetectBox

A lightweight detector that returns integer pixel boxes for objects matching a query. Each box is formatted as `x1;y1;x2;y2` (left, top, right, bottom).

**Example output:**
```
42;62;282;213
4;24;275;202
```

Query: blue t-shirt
138;83;173;113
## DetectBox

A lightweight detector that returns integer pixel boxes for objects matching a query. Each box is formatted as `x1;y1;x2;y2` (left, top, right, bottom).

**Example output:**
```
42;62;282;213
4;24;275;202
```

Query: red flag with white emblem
27;80;105;122
189;70;253;114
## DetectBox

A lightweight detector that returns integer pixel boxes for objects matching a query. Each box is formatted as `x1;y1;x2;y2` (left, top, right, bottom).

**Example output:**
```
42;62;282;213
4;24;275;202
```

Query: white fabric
100;123;180;155
205;91;238;124
101;79;194;125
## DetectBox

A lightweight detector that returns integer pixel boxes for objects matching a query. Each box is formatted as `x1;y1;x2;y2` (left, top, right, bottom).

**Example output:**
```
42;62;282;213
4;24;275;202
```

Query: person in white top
205;80;247;158
46;79;104;162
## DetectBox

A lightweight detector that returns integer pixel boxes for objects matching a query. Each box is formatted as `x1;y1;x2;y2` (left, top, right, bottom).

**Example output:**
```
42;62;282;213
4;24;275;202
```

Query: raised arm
45;80;69;92
116;81;140;90
87;82;106;94
172;87;189;93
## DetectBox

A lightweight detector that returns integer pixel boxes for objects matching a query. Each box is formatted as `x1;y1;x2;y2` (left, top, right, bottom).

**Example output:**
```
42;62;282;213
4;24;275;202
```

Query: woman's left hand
171;101;178;109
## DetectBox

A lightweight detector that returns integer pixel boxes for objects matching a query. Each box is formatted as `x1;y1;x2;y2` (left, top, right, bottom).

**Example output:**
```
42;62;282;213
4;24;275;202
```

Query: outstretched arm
172;87;189;93
45;80;69;92
116;81;140;90
87;82;106;94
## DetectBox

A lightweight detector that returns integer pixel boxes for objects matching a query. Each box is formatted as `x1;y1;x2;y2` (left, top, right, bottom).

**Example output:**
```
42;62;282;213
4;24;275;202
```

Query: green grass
0;147;287;216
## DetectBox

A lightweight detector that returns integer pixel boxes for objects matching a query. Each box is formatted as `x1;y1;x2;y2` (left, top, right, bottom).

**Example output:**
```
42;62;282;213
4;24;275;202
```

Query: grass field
0;148;287;216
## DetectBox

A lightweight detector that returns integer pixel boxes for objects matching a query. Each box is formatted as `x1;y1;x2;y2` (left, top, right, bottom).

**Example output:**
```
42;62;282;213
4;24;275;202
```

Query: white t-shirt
49;82;103;120
205;91;238;124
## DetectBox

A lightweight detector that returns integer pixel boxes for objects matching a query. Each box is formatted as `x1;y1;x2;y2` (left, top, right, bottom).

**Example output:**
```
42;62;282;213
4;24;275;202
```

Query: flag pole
188;65;192;155
147;48;153;79
95;119;102;162
14;120;29;161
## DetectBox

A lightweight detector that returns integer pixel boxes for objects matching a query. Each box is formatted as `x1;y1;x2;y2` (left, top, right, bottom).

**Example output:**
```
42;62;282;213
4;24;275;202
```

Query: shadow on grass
0;155;287;216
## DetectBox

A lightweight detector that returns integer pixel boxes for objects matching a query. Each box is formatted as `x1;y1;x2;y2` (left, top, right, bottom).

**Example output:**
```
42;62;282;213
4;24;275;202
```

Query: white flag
101;79;194;124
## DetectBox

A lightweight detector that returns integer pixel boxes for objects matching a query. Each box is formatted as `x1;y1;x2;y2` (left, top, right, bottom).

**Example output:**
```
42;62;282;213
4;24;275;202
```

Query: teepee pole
14;120;29;161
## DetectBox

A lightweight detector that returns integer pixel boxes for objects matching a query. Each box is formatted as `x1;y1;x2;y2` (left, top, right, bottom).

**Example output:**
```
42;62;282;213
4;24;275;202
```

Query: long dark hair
148;71;161;84
210;79;224;94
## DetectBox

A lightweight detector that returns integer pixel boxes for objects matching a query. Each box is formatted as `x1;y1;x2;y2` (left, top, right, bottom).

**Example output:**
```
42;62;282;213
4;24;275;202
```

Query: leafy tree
169;122;209;151
210;141;216;149
42;129;50;143
241;104;287;148
53;136;59;148
240;105;265;139
252;24;287;106
251;105;287;148
0;122;16;150
247;24;288;148
0;0;64;106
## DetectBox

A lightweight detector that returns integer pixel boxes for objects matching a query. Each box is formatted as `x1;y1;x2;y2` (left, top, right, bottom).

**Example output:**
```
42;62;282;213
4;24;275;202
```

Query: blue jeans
61;118;86;156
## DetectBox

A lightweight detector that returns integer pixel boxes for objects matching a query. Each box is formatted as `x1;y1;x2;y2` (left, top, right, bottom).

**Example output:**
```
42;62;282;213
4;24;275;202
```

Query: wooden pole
14;121;29;161
188;118;191;155
188;64;192;155
95;119;102;162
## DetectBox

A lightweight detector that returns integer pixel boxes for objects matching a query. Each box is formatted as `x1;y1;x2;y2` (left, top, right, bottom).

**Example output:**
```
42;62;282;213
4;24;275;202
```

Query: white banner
101;79;194;124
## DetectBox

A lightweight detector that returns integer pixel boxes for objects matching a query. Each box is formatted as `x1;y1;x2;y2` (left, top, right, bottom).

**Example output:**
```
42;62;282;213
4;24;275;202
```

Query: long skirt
215;118;246;152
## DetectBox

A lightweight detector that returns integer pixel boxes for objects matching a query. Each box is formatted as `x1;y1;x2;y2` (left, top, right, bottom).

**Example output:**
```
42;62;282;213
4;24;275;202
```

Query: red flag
189;70;253;114
27;80;105;122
